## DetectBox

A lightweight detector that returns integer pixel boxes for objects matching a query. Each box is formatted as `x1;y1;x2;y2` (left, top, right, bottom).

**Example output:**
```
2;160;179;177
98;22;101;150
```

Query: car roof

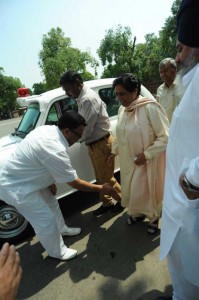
17;78;115;106
17;77;154;107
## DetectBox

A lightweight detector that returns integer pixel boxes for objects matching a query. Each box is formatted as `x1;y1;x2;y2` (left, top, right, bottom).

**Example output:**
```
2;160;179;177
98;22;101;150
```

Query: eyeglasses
70;129;82;138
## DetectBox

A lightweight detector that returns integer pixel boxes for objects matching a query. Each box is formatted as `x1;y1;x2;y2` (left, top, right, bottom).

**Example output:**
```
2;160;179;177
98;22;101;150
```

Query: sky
0;0;175;88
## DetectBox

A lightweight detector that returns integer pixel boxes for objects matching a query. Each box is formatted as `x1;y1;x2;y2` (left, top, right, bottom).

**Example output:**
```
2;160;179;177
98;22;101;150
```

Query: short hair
159;58;177;70
59;70;83;85
112;73;141;95
58;110;87;130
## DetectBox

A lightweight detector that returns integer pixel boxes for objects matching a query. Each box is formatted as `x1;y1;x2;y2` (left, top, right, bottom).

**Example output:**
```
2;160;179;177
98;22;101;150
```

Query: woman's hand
134;153;147;165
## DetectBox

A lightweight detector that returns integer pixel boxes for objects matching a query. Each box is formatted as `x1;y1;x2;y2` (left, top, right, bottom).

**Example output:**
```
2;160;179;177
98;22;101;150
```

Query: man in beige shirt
156;58;184;122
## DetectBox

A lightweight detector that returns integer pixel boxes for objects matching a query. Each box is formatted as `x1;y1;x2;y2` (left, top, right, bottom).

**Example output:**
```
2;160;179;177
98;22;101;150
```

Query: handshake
101;183;121;201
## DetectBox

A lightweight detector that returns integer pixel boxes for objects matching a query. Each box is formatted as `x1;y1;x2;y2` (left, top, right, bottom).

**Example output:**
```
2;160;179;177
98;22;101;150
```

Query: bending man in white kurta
108;73;169;234
0;111;120;261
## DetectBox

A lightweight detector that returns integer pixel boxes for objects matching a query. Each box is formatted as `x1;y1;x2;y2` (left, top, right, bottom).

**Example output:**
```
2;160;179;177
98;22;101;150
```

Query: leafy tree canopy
32;82;47;95
39;27;98;90
97;0;181;87
158;0;181;59
97;25;136;78
0;68;22;118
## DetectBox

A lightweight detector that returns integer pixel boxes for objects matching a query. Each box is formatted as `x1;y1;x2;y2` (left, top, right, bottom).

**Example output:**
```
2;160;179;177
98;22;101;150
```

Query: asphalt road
0;117;22;137
0;119;172;300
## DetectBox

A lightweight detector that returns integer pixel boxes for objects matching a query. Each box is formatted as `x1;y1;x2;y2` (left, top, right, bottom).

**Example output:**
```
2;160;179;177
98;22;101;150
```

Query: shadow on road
16;190;171;299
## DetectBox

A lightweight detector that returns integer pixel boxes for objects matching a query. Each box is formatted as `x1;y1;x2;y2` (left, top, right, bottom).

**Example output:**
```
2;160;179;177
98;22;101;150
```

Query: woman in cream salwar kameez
108;73;169;234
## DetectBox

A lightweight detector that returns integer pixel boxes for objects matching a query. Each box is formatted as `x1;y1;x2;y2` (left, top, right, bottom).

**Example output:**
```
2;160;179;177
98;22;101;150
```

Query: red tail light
17;87;30;97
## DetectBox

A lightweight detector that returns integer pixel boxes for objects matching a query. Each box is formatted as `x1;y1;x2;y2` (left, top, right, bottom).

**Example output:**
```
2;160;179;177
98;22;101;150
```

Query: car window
59;97;78;114
46;104;59;125
46;97;78;126
17;103;40;135
98;87;120;117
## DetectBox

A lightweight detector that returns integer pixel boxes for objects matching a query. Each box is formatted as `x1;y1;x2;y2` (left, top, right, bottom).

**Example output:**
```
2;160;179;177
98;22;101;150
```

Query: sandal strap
148;222;158;228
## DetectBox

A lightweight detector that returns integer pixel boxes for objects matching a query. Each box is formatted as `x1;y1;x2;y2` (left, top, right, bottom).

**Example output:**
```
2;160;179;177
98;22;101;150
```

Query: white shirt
0;125;77;205
160;63;199;286
77;85;110;143
156;76;184;122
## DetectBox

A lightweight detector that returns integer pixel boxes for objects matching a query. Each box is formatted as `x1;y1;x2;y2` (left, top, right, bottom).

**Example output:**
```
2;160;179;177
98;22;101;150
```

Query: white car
0;78;154;244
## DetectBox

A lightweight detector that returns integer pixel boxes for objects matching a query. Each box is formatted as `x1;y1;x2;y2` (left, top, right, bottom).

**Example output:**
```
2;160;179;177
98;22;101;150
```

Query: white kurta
160;63;199;286
0;125;77;257
112;98;169;219
156;76;184;122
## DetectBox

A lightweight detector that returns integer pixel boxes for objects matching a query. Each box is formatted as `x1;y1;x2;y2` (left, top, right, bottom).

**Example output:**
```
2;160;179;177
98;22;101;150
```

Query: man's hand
134;153;147;165
179;174;199;200
0;243;23;300
102;183;121;201
49;184;57;196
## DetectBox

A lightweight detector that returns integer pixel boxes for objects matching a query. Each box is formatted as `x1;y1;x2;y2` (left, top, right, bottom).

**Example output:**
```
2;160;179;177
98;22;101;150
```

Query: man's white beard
177;50;199;78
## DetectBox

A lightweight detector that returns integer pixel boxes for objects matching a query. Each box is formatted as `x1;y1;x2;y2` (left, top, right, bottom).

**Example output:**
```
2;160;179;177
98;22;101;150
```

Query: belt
86;133;110;146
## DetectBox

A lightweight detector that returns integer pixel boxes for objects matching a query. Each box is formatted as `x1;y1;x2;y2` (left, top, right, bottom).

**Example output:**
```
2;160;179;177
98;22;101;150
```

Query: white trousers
167;231;199;300
14;188;68;257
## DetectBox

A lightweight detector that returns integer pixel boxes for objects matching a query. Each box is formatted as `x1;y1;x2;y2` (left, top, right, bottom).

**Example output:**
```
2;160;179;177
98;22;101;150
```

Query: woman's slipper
147;220;159;234
127;216;145;225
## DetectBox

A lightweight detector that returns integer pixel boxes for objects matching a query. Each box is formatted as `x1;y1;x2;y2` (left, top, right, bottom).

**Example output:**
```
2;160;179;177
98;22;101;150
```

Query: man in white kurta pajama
159;0;199;299
0;111;119;261
0;125;79;260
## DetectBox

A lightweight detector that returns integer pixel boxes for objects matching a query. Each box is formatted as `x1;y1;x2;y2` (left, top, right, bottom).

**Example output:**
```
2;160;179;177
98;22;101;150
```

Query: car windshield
12;103;40;138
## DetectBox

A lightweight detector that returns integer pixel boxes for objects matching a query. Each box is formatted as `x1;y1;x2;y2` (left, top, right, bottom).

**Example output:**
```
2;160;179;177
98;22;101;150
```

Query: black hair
58;110;87;130
59;70;83;85
113;73;141;95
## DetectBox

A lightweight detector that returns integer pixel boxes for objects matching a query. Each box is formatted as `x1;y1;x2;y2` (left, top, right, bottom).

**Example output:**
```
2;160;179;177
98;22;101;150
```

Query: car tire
0;202;34;245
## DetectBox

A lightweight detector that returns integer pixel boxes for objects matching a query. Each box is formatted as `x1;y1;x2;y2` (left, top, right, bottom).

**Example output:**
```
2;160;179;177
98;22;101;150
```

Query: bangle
182;174;199;192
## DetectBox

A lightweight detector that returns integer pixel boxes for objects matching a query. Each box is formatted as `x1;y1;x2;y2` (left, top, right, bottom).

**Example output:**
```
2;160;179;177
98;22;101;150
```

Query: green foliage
159;0;181;59
0;0;181;108
0;69;22;118
134;34;162;82
39;27;98;90
97;0;181;83
32;82;47;95
97;25;136;78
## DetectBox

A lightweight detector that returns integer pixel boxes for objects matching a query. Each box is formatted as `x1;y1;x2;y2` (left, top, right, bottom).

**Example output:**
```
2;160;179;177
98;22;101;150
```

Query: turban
177;0;199;47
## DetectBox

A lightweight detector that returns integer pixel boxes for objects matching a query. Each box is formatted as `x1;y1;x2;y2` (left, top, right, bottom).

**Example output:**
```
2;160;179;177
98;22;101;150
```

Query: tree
159;0;181;59
97;25;136;78
97;1;181;84
39;27;98;90
0;69;22;119
32;82;47;95
133;34;163;82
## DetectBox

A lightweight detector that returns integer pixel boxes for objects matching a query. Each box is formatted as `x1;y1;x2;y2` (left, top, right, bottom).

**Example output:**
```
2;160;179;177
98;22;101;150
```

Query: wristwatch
182;174;199;193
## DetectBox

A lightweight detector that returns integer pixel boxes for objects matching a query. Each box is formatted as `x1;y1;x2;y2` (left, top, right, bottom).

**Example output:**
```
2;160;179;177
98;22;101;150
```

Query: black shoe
111;202;124;213
93;204;114;216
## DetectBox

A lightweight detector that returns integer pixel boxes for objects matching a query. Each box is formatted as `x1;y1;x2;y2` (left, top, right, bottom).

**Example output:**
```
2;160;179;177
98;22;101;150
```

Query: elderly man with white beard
158;0;199;299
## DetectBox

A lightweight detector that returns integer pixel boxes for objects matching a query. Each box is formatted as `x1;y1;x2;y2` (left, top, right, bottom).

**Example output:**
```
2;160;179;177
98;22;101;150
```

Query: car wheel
0;204;34;245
